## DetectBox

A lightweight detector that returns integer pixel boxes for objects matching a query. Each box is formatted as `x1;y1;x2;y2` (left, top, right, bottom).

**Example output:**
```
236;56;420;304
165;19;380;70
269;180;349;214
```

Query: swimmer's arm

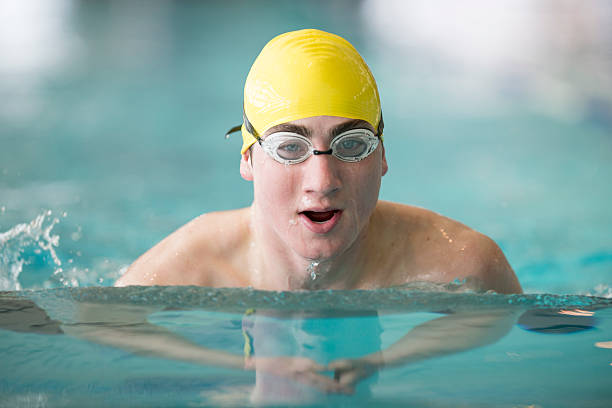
467;233;522;295
330;238;521;387
63;302;346;392
61;302;244;369
368;237;521;366
329;309;519;391
369;309;518;368
115;227;208;286
116;212;243;287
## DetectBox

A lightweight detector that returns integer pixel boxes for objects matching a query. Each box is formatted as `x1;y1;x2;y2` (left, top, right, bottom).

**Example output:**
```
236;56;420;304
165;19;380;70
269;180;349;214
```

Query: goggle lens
276;138;311;161
333;132;371;159
261;129;379;164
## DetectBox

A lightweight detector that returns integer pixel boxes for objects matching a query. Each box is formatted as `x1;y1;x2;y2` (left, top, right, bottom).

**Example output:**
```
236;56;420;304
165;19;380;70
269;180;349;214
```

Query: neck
247;204;372;291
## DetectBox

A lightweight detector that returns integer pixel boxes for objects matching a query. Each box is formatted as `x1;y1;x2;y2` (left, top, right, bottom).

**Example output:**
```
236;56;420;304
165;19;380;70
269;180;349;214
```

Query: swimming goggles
225;126;380;165
259;129;381;164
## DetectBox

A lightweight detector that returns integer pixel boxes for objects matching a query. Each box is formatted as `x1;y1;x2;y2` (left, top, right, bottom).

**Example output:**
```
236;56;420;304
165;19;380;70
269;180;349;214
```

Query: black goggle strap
376;111;384;138
224;124;242;139
224;107;260;141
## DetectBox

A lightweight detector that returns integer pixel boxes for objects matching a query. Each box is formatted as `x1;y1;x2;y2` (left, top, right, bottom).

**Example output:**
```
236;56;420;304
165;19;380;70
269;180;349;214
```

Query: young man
116;29;521;294
79;29;524;399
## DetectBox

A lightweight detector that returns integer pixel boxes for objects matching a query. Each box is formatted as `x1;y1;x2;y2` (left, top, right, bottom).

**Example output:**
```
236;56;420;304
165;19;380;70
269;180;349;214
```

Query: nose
301;153;342;196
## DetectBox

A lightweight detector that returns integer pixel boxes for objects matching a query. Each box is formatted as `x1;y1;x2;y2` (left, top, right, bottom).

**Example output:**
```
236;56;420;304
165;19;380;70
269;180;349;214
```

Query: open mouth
301;210;340;223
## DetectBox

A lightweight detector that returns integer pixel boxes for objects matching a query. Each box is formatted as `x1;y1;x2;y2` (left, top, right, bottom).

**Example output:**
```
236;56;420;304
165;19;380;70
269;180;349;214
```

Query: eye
335;136;368;157
340;139;362;150
279;142;301;152
276;139;309;160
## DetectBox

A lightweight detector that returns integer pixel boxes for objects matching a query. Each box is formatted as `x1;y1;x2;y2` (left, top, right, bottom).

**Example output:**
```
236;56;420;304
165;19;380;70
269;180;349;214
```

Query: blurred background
1;0;611;294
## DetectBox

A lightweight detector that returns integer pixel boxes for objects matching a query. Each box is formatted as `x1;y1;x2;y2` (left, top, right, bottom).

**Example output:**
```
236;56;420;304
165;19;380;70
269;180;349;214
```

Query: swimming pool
1;287;611;406
1;0;611;406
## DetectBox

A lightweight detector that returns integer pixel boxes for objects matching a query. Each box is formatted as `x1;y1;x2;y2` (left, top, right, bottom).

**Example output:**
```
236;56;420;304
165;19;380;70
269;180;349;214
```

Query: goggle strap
243;108;259;138
224;124;242;139
223;107;260;140
377;111;384;137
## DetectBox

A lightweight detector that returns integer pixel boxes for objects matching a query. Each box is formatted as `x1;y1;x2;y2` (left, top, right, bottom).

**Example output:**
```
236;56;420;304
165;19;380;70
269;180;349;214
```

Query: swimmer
116;29;521;295
80;29;524;398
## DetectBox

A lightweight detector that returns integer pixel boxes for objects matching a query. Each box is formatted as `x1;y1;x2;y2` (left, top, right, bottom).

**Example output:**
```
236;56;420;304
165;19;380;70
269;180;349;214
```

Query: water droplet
307;261;320;280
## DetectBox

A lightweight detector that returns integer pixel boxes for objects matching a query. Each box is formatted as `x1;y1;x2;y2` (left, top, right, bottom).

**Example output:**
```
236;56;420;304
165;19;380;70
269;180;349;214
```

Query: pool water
1;0;611;406
1;287;611;407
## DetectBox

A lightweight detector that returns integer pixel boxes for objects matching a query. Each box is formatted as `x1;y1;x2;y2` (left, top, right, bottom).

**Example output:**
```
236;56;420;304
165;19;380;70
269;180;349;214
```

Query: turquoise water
1;0;611;294
1;0;612;406
1;288;611;406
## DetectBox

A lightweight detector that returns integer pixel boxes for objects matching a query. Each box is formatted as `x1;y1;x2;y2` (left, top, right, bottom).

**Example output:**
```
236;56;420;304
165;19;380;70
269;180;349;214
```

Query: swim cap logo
246;79;290;115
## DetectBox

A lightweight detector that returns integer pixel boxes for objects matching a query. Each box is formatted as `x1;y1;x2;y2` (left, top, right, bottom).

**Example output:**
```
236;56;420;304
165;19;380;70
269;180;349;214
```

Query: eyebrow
263;119;374;138
263;123;312;137
329;119;374;138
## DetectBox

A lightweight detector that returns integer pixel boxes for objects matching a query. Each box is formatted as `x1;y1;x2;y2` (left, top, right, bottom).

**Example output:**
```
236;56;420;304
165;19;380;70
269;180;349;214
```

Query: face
240;116;388;261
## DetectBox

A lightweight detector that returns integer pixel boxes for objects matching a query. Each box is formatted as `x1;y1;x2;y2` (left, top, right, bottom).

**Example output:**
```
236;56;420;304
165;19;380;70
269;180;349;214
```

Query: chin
293;237;350;261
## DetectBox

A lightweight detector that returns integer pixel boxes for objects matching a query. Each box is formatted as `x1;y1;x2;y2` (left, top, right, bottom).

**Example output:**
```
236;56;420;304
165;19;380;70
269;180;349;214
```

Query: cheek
355;172;381;214
348;159;382;208
252;162;300;210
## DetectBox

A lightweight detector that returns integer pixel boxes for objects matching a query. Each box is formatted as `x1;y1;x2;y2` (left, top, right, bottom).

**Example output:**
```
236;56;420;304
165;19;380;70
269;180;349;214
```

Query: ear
381;144;389;176
240;151;253;181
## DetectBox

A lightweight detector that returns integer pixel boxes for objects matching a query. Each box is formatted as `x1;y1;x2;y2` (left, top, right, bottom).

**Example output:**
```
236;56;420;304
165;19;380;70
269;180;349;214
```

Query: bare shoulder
452;228;523;294
115;208;252;287
375;201;522;294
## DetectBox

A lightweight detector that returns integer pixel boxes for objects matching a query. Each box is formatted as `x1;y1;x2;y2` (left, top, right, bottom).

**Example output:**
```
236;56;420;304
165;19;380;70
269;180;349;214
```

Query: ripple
10;286;612;314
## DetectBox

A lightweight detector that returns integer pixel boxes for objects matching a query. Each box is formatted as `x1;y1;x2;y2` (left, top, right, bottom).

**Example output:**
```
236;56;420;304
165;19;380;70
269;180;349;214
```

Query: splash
584;283;612;299
0;211;61;290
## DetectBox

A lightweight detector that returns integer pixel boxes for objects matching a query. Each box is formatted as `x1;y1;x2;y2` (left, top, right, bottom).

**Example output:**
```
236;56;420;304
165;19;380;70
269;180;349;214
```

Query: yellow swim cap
239;29;382;154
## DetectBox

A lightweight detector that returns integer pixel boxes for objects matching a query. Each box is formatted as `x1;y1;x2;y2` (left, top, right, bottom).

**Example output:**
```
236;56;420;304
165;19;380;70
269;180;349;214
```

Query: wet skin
99;116;524;397
244;116;386;264
117;115;521;294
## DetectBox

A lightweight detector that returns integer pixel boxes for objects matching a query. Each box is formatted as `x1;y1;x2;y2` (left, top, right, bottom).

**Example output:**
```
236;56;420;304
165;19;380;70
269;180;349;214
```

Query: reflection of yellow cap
241;29;382;154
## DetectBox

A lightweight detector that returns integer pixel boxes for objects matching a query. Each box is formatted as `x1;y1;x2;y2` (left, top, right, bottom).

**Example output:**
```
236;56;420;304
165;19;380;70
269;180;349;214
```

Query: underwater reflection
0;295;532;405
0;296;62;334
242;309;382;403
517;307;599;334
593;341;612;367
